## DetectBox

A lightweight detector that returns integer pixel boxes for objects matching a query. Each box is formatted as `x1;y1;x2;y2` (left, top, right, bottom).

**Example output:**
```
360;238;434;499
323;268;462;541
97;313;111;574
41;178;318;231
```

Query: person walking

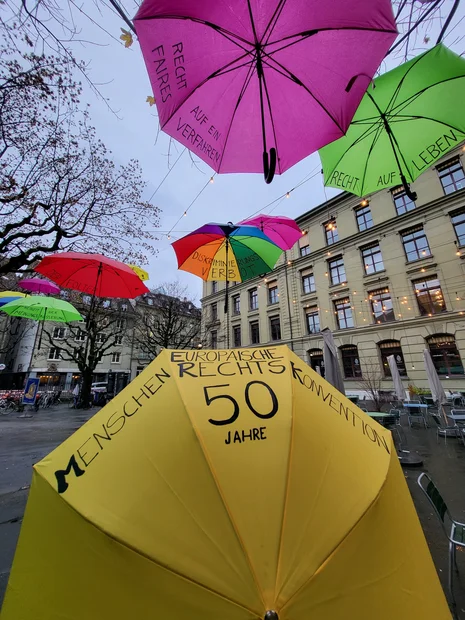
72;383;80;408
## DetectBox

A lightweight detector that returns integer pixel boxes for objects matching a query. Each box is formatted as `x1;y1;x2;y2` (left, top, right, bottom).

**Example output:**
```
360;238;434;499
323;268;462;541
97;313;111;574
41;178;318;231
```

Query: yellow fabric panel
34;357;262;612
1;473;259;620
281;451;451;619
172;346;293;607
275;349;392;606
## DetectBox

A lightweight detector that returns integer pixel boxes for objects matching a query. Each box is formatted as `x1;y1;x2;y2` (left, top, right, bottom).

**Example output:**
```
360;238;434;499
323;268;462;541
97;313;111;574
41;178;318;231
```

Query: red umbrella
34;252;149;299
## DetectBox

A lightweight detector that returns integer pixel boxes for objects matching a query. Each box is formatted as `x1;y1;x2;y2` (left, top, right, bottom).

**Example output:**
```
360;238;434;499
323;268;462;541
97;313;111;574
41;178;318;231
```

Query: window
451;208;465;247
102;300;111;308
147;298;154;306
369;288;395;323
324;219;338;245
413;276;446;315
116;319;126;330
401;226;431;262
305;307;320;334
361;243;384;275
233;325;241;347
426;334;464;376
211;302;218;321
211;281;217;294
48;347;61;360
379;340;406;377
334;298;354;329
96;333;105;344
232;294;240;314
250;321;260;344
308;348;324;377
111;352;121;363
299;233;310;256
115;335;123;345
249;288;258;311
121;303;128;312
270;316;281;341
301;269;315;295
268;283;278;305
211;330;217;349
355;205;373;231
438;157;465;194
60;290;69;299
392;186;415;215
340;345;362;378
328;256;346;286
53;326;65;339
75;329;86;342
83;295;91;305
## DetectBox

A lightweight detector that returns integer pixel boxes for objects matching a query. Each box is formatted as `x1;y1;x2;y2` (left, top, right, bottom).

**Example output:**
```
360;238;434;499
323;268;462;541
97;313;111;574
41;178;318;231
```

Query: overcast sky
58;2;465;302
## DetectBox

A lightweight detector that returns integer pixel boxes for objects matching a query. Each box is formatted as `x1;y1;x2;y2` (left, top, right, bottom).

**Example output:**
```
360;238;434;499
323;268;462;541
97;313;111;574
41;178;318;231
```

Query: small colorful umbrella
0;291;26;307
238;214;302;251
35;252;149;299
127;264;149;282
18;277;60;295
134;0;396;182
172;222;283;283
0;296;83;348
319;44;465;200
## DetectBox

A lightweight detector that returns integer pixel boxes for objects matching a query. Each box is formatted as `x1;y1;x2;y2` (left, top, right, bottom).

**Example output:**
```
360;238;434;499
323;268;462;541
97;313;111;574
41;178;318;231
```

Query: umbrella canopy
2;346;449;619
134;0;396;182
127;264;149;282
319;44;465;199
238;215;302;251
172;223;283;282
423;348;448;406
35;252;149;299
321;327;345;395
0;296;82;323
387;354;405;402
18;277;60;295
0;291;26;307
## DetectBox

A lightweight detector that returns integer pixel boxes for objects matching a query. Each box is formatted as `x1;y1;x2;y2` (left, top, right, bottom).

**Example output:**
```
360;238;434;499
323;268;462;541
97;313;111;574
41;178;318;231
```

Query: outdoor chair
430;413;459;444
360;406;368;412
388;408;401;425
407;404;427;429
418;473;465;602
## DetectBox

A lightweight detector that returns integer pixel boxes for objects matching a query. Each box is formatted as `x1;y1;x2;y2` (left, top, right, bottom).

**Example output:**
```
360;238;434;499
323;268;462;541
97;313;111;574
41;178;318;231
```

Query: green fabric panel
230;239;279;282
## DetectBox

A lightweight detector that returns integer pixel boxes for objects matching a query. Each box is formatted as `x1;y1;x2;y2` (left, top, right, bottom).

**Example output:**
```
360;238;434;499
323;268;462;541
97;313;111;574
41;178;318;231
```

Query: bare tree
0;18;161;275
41;294;131;407
357;360;388;412
133;283;201;358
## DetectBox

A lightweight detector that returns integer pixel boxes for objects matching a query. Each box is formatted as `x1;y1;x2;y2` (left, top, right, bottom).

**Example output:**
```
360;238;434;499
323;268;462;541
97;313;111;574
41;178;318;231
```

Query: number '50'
204;381;278;426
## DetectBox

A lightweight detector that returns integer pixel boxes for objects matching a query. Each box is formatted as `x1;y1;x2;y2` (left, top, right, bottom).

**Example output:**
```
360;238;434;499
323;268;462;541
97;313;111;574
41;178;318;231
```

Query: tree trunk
80;368;93;409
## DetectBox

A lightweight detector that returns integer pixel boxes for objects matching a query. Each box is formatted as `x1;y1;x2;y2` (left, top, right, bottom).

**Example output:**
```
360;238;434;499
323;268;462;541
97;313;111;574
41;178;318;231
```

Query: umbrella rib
389;114;465;137
280;443;395;613
358;122;385;196
231;237;279;270
260;0;288;46
260;52;343;132
387;74;465;116
261;60;282;175
266;24;398;48
382;49;432;118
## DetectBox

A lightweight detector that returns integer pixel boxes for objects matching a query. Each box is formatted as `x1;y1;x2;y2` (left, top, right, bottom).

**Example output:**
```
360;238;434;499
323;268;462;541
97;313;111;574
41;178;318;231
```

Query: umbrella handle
263;148;277;184
265;612;279;620
400;174;418;202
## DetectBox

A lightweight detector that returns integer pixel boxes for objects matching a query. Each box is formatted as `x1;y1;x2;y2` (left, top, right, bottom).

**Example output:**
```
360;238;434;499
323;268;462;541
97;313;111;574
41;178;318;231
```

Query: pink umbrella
18;278;60;295
134;0;396;182
239;214;302;250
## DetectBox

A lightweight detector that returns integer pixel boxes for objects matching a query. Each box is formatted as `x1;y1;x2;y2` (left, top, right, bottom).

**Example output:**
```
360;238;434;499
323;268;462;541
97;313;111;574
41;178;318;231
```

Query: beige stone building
201;144;465;398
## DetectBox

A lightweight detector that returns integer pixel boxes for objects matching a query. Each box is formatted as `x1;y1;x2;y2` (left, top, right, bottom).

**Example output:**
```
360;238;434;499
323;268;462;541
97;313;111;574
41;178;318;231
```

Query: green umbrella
0;296;83;348
319;44;465;200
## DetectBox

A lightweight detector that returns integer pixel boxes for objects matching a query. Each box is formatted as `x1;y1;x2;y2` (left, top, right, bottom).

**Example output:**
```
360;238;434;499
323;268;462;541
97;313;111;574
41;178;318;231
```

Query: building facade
201;145;465;397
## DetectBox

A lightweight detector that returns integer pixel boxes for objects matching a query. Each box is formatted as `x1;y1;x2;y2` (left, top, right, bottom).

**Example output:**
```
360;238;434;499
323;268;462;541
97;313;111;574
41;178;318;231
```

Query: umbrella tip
265;612;279;620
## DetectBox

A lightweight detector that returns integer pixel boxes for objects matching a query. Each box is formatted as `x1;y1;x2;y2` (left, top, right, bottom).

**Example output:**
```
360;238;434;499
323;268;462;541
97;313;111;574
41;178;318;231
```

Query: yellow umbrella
0;290;26;297
127;263;149;281
1;346;449;619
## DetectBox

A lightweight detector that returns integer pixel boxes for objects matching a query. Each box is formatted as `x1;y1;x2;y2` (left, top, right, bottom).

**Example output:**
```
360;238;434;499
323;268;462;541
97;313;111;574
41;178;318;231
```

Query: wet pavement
0;405;464;616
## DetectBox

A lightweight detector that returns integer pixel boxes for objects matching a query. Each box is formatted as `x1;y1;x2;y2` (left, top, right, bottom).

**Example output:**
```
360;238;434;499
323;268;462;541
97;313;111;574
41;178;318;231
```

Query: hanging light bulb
209;176;214;184
183;211;187;217
412;365;415;370
360;199;368;207
286;192;290;198
167;234;171;240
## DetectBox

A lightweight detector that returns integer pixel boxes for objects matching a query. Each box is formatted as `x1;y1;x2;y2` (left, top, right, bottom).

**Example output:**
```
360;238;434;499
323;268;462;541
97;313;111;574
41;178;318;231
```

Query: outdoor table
402;403;429;411
365;411;393;425
448;412;465;422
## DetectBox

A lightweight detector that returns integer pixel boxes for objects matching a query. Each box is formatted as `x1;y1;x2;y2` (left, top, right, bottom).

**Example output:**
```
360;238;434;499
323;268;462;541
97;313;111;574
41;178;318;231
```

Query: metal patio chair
418;472;465;603
407;404;427;429
430;413;459;444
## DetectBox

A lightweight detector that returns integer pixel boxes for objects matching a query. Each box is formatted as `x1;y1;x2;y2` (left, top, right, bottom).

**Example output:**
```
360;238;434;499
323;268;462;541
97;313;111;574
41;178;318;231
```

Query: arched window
378;340;406;377
340;345;361;378
308;348;324;378
426;334;464;376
